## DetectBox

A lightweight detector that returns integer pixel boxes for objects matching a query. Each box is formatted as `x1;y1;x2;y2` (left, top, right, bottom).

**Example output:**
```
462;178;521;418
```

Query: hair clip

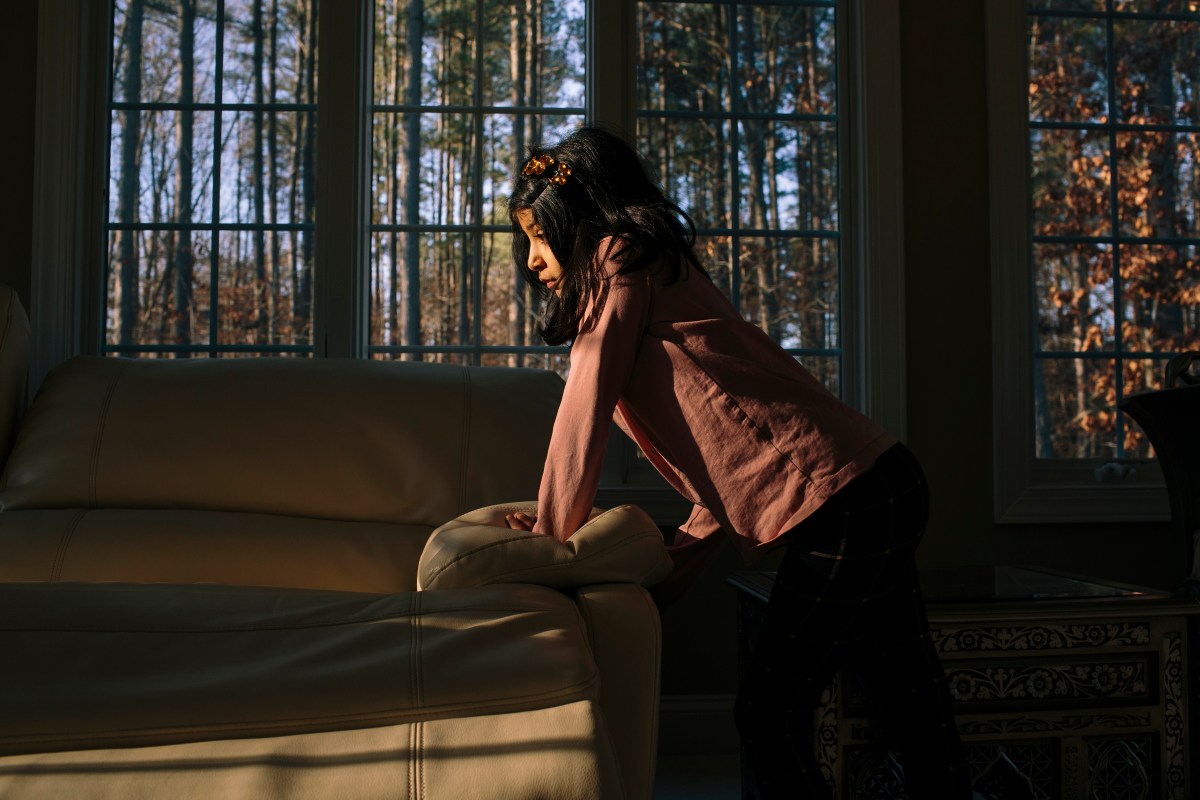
549;162;572;186
522;154;555;176
521;154;572;187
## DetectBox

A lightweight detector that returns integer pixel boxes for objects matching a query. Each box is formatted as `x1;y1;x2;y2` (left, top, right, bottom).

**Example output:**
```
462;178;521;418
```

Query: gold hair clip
521;154;572;186
549;162;572;186
522;154;555;176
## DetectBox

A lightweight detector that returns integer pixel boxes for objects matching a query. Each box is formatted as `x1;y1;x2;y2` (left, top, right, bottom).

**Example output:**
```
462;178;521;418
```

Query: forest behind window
102;0;844;394
1028;0;1200;461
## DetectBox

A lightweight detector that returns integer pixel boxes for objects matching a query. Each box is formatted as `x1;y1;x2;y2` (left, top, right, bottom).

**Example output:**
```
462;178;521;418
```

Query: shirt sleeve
533;256;651;542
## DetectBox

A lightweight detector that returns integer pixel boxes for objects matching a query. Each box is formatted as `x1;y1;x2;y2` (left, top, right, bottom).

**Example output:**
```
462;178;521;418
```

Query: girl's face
515;208;564;296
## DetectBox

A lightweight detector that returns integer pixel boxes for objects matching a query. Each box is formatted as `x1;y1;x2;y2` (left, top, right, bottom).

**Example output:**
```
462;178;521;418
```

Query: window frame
32;0;907;523
985;1;1170;524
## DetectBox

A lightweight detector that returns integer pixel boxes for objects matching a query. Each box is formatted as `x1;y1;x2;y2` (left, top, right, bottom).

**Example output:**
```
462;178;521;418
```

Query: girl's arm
531;264;651;542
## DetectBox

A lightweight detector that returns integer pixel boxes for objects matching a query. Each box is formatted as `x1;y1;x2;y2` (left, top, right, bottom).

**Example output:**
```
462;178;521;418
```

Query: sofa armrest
417;502;672;591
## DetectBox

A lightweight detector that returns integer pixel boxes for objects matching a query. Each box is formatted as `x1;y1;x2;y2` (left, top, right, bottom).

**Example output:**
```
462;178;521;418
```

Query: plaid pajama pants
734;443;973;799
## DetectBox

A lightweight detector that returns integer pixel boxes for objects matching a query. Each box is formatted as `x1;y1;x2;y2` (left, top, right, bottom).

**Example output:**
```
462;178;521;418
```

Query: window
367;0;584;369
988;1;1199;521
32;0;906;515
637;2;842;392
105;0;317;357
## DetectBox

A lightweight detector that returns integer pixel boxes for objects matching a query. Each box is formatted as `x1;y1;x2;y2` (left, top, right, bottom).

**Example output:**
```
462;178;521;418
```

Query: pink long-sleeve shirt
532;239;897;561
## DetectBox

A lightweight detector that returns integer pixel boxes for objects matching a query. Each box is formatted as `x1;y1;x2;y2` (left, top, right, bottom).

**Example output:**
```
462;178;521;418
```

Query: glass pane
482;0;585;108
109;110;216;224
376;0;475;107
1117;132;1200;239
480;230;540;347
1034;357;1118;459
738;237;839;352
638;2;731;114
112;0;219;105
796;355;840;399
106;229;213;347
1030;127;1111;237
1122;357;1169;458
695;235;733;302
1027;15;1108;124
371;113;479;227
423;1;477;107
217;229;308;346
737;4;836;117
638;117;732;231
214;229;313;348
369;232;476;349
1034;243;1114;352
482;112;585;222
220;111;314;224
1116;19;1200;126
738;120;837;231
223;0;315;107
1114;1;1200;13
1119;244;1200;352
370;230;420;347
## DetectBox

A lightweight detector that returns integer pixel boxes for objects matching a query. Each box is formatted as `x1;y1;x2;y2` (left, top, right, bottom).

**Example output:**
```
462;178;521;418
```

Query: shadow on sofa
0;288;670;800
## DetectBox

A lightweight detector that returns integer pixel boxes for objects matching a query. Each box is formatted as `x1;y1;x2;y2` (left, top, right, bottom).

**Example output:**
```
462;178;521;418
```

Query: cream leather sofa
0;289;670;799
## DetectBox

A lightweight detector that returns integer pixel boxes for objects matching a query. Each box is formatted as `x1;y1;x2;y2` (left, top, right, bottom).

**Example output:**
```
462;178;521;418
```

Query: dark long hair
508;125;705;345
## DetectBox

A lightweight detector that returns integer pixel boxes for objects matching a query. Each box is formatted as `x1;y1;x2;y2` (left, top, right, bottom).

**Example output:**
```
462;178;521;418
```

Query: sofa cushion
0;702;625;800
0;582;599;756
418;502;672;590
0;509;431;592
0;357;562;527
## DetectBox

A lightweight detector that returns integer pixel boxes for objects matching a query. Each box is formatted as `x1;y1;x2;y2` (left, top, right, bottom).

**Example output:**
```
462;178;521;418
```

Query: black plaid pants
734;443;973;799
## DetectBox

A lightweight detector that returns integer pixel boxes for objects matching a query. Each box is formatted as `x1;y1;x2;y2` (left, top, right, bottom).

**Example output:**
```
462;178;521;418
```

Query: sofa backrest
0;286;30;467
0;356;562;527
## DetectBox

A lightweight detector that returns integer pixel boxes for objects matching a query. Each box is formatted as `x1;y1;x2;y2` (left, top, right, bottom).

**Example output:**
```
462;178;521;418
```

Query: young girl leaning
502;125;973;800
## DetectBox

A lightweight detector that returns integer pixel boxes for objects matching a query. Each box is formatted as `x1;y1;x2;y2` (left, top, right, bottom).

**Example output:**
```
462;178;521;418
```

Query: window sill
995;481;1170;525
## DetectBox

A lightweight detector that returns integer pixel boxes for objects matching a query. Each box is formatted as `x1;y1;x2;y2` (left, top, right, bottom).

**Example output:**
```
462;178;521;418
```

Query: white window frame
32;0;907;524
985;2;1169;524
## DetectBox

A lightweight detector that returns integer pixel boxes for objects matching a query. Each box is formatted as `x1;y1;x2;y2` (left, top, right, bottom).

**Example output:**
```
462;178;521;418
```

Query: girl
504;126;971;800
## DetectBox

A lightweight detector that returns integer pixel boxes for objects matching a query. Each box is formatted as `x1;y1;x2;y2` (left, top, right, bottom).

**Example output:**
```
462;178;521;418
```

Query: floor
653;753;742;799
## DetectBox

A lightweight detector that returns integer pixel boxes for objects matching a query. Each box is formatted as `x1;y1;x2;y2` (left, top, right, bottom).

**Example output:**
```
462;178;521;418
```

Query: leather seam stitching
88;360;130;507
0;675;602;747
48;510;88;582
0;601;571;634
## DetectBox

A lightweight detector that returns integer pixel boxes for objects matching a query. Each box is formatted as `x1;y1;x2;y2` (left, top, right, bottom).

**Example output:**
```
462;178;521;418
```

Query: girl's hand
505;511;538;531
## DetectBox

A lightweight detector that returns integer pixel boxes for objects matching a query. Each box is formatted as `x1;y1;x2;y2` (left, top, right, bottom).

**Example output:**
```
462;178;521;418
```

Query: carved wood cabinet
730;566;1200;800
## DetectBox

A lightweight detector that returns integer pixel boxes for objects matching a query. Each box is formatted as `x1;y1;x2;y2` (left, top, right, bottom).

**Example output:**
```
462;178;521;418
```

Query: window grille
104;0;318;358
637;0;843;395
1028;1;1200;461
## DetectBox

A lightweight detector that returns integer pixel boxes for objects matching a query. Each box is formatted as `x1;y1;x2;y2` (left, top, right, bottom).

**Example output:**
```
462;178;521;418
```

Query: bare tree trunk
116;0;146;346
173;0;196;352
509;1;527;366
297;0;317;343
267;0;280;344
288;0;304;339
402;0;424;353
388;3;402;346
525;0;542;355
253;0;267;343
740;16;779;339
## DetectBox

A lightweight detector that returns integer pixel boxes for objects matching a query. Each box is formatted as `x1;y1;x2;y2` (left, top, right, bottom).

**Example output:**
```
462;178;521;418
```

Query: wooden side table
729;565;1200;800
